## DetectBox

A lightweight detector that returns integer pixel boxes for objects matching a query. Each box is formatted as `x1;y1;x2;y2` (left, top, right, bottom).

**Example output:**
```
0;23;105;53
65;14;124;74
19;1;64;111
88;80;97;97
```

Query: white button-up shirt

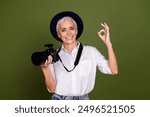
49;43;112;96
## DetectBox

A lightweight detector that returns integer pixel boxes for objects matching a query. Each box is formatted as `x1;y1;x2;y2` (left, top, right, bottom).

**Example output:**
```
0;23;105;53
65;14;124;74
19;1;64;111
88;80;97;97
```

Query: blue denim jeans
51;93;89;100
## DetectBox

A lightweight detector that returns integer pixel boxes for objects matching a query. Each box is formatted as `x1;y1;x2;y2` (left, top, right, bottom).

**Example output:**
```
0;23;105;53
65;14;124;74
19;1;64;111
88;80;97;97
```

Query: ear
57;32;61;38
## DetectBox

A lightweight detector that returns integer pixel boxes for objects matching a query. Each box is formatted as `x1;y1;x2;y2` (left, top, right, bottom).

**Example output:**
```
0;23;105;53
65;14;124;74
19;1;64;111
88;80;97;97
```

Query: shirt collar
61;41;80;54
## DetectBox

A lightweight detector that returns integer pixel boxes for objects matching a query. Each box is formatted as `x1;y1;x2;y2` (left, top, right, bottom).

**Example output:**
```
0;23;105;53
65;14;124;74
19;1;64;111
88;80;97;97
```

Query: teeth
66;37;72;40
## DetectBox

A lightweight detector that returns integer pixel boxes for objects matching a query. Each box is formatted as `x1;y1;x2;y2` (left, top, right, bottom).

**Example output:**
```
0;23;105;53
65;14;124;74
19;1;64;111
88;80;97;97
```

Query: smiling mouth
66;36;73;40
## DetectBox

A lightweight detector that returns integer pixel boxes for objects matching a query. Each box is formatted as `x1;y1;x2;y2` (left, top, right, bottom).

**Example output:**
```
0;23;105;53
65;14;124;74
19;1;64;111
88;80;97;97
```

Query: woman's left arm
98;23;118;74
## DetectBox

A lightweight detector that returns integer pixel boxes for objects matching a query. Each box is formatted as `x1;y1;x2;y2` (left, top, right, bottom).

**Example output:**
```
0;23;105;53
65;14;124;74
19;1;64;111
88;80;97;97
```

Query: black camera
31;44;59;66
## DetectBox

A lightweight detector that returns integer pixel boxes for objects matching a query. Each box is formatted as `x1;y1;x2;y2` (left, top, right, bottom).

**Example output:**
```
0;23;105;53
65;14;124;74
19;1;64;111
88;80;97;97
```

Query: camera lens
31;52;47;66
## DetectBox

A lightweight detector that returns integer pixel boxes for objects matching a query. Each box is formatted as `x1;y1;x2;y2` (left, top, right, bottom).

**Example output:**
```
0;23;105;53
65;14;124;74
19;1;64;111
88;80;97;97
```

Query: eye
61;29;66;32
70;27;75;30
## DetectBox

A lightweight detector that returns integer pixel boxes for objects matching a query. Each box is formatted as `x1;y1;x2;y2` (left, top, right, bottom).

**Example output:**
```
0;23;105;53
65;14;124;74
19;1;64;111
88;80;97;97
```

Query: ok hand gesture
97;22;111;46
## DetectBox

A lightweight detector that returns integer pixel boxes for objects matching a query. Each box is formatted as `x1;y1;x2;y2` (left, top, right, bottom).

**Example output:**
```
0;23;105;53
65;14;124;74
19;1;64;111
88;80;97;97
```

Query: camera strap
57;43;83;72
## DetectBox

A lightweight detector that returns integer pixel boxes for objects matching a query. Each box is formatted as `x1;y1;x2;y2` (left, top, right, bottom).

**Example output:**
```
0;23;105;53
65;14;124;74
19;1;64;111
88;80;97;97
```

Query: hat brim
50;11;83;42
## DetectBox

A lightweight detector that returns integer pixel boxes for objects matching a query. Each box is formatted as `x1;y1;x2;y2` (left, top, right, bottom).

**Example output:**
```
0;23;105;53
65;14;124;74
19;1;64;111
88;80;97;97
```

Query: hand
40;55;53;68
97;22;111;45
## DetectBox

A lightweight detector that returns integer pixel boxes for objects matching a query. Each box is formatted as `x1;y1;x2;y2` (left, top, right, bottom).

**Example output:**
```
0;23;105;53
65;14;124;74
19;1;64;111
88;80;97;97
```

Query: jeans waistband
51;93;89;100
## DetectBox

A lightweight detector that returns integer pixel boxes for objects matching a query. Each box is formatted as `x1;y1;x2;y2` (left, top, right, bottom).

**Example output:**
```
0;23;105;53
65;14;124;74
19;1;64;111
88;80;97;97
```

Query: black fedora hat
50;11;83;42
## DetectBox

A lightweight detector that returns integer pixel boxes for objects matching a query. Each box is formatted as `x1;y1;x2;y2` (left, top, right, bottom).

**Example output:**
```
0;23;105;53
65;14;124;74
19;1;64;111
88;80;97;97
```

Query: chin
65;39;76;44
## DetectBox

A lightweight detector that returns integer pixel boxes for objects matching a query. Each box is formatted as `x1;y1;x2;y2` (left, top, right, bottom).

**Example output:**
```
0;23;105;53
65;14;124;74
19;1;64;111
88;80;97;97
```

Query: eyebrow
59;25;75;30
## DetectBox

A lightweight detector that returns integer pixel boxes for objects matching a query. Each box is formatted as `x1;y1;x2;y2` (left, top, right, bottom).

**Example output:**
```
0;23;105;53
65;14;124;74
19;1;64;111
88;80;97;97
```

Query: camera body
31;44;59;66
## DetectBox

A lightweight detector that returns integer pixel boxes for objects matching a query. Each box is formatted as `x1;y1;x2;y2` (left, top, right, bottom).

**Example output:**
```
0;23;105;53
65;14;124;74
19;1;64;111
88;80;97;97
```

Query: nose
66;29;71;36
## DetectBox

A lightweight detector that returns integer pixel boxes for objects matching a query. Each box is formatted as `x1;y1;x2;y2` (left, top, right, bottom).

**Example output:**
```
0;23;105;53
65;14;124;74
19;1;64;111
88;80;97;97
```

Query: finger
101;23;106;28
98;29;105;35
101;23;109;33
98;30;105;38
104;22;107;26
41;59;48;68
44;59;48;65
104;22;109;30
47;56;52;64
97;31;102;37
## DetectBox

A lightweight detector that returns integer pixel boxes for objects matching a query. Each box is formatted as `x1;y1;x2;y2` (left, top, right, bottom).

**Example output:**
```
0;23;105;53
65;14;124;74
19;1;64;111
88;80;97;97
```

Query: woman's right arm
40;56;56;93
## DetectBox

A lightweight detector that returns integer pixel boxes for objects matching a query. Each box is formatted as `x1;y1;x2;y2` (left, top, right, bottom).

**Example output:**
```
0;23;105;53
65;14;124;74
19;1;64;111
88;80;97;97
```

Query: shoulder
82;44;103;57
83;45;99;52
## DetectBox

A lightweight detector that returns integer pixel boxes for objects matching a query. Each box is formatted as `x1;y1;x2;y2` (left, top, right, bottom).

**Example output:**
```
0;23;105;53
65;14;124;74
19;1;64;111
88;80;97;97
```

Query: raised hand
97;22;111;45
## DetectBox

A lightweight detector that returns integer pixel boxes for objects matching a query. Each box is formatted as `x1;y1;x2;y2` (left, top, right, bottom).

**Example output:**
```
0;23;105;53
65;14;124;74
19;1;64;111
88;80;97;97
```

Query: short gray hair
56;16;77;32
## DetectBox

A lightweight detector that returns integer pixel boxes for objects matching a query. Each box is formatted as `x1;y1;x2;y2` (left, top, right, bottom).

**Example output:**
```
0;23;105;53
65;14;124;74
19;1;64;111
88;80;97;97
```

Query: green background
0;0;150;100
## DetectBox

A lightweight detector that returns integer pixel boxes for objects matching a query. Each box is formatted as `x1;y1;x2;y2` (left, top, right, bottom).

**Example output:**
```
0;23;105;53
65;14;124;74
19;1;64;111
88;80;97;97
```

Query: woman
41;11;118;100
